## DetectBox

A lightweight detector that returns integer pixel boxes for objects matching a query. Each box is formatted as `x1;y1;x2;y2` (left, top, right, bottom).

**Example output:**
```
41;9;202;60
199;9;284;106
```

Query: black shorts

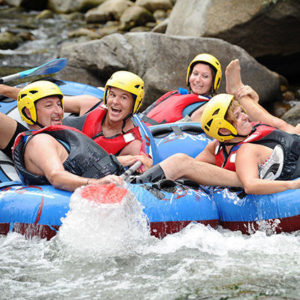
2;121;27;160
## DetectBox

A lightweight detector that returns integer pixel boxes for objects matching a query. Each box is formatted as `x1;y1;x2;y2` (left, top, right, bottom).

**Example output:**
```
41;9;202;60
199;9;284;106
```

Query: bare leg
160;153;242;187
225;59;259;103
226;60;300;134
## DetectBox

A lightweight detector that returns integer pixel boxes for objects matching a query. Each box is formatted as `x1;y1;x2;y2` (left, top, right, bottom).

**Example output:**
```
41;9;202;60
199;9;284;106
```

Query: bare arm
190;104;206;122
63;95;100;116
0;112;18;149
118;140;153;171
236;143;300;194
25;134;122;191
0;84;20;99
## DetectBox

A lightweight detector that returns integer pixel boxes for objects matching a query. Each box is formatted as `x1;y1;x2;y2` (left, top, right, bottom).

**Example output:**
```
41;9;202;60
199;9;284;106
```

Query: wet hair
225;99;245;125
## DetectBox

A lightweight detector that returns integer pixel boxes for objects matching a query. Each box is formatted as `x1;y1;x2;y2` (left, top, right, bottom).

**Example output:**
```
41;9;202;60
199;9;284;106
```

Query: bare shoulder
26;133;58;150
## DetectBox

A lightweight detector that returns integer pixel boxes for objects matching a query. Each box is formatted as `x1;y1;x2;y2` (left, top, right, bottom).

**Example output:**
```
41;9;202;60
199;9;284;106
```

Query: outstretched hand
117;154;153;172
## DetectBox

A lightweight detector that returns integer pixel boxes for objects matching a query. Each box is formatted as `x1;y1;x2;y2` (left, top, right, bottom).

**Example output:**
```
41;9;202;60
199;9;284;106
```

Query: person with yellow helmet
12;80;124;191
0;71;152;172
132;93;300;195
142;53;222;126
63;71;147;157
225;58;300;134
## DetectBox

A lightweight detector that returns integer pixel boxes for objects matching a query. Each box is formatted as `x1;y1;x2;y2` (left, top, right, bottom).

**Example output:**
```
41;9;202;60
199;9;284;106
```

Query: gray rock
167;0;300;58
58;32;282;109
282;103;300;126
152;18;168;33
136;0;173;12
85;0;133;23
120;6;155;31
0;31;22;50
48;0;105;14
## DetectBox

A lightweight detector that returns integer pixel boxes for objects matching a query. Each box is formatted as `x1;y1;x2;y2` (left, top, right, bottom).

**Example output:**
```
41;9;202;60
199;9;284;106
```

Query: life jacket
12;125;124;185
141;89;210;126
215;122;300;180
63;105;143;155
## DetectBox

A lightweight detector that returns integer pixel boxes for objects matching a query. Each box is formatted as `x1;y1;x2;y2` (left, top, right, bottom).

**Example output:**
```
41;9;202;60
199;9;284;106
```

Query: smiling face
189;63;214;95
106;87;134;122
219;104;253;139
33;96;63;128
232;106;253;136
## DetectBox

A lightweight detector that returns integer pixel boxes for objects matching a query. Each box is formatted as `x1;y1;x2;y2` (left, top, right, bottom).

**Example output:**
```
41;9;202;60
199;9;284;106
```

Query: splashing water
57;184;150;257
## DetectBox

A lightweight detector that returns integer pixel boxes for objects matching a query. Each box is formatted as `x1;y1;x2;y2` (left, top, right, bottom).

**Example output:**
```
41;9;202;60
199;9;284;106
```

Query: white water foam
57;184;150;257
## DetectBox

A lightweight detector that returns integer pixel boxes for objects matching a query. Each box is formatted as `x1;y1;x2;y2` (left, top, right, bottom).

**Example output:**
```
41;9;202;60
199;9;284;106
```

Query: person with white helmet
12;80;124;191
132;93;300;195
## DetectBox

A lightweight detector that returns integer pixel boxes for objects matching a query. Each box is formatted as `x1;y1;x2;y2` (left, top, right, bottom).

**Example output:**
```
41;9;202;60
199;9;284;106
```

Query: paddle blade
80;183;128;204
20;58;68;78
0;58;68;83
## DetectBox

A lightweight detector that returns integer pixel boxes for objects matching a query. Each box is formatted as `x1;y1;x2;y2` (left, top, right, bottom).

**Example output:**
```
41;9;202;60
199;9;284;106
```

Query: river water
1;188;300;300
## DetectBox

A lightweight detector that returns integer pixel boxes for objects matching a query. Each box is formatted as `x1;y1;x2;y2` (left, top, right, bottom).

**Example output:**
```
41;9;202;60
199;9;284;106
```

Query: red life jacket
64;105;143;155
141;90;210;126
215;123;276;171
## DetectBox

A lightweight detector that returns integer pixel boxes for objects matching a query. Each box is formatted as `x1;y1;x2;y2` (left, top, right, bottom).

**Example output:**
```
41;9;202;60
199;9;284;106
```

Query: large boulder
167;0;300;57
58;32;282;109
166;0;300;80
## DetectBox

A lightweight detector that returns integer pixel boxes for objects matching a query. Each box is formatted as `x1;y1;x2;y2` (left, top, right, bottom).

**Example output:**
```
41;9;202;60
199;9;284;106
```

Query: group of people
1;53;300;194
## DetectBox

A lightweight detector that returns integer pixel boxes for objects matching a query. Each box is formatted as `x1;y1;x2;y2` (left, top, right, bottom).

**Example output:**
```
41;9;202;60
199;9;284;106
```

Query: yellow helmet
104;71;144;114
17;80;64;125
186;53;222;92
200;94;237;142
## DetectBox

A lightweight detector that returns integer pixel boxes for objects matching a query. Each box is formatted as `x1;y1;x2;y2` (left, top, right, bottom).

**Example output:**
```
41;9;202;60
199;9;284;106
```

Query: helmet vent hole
212;109;220;116
206;119;213;128
29;90;38;95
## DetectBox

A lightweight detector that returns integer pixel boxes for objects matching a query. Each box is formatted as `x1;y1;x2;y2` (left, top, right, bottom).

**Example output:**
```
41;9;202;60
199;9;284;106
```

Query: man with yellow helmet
63;71;148;162
0;71;152;171
132;92;300;195
12;80;124;191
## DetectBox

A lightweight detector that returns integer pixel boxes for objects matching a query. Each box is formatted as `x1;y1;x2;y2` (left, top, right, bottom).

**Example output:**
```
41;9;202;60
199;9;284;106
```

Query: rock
120;6;155;31
136;0;173;12
153;9;167;21
167;0;300;58
48;0;105;14
58;32;282;109
67;27;102;39
96;23;121;38
36;10;54;20
282;91;295;102
85;0;133;23
282;103;300;126
0;31;22;50
5;0;48;10
152;18;169;33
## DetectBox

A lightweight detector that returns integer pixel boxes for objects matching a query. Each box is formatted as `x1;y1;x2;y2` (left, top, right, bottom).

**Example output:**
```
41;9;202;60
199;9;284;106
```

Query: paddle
80;161;142;204
0;58;68;84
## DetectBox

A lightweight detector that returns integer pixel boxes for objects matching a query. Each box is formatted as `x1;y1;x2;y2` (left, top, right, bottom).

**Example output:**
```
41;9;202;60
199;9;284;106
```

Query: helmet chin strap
23;109;44;129
121;113;132;134
219;132;249;146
